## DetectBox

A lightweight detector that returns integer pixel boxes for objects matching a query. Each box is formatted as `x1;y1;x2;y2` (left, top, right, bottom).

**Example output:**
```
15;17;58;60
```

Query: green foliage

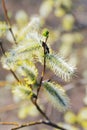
42;28;49;37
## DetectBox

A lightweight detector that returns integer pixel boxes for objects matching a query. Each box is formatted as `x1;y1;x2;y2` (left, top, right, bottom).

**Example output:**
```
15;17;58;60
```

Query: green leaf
42;28;49;37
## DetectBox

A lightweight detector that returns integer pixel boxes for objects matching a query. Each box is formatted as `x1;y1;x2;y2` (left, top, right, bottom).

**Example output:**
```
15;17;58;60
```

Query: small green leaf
42;28;49;37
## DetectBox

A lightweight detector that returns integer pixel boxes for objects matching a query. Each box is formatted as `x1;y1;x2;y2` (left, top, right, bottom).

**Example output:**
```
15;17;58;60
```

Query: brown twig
36;36;49;102
31;98;50;121
31;91;67;130
2;0;17;44
11;120;42;130
0;120;66;130
0;122;19;126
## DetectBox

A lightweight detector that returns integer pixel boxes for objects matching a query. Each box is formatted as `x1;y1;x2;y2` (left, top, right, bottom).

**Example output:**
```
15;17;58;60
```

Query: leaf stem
2;0;17;44
31;97;50;121
0;122;19;126
0;120;66;130
36;36;49;102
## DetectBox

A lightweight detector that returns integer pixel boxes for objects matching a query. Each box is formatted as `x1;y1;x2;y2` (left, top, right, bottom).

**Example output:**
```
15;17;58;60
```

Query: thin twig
11;120;66;130
11;120;42;130
0;122;19;126
42;120;66;130
2;0;17;44
31;97;50;121
36;36;49;101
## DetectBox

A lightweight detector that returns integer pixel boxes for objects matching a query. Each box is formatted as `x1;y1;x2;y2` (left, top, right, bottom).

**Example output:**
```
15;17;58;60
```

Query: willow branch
11;120;42;130
0;122;19;126
2;0;17;44
36;37;49;101
31;97;50;121
11;120;66;130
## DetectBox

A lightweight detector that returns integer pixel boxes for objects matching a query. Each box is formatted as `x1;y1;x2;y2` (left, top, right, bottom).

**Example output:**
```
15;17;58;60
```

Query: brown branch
11;120;66;130
9;69;20;82
31;98;50;121
0;120;66;130
2;0;11;25
0;100;66;130
0;122;19;126
42;120;66;130
2;0;17;44
11;120;42;130
36;36;49;101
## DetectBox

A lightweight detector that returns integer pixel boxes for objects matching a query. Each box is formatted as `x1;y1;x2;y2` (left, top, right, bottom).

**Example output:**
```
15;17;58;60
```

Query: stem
31;98;50;121
42;120;66;130
0;122;19;126
2;0;17;44
12;120;67;130
10;69;20;82
36;37;49;101
11;120;42;130
0;120;66;130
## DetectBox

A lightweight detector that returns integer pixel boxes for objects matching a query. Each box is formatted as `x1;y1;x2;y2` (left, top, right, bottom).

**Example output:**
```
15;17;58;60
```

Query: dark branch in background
11;120;66;130
2;0;17;44
0;41;20;82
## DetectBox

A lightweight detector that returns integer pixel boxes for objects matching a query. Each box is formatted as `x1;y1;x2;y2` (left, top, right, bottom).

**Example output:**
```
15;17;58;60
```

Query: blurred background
0;0;87;130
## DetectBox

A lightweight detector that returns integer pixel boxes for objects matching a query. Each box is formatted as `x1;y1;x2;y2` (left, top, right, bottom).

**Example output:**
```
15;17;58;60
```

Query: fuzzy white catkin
46;53;75;81
43;82;70;111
